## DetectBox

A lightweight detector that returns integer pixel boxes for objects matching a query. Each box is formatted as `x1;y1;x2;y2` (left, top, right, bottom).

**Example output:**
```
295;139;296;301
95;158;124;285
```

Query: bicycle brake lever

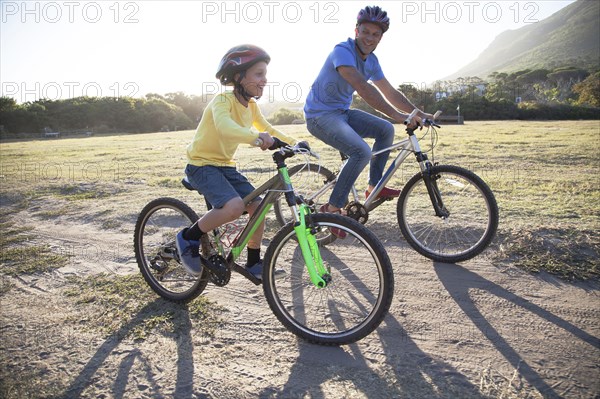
424;119;441;128
269;137;289;150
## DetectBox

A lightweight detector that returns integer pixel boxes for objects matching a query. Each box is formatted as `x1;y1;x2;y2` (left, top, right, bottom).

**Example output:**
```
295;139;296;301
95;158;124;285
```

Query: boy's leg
185;165;247;233
245;200;264;251
197;197;245;233
213;168;265;270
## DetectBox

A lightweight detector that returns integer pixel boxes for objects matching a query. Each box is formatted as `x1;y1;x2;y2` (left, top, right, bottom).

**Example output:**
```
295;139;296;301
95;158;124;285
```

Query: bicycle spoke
264;213;393;345
398;165;498;263
134;198;208;303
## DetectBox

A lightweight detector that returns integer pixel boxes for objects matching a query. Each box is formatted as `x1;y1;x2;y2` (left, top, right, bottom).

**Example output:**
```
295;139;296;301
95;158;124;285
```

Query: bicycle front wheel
134;197;209;303
263;213;394;345
397;165;499;263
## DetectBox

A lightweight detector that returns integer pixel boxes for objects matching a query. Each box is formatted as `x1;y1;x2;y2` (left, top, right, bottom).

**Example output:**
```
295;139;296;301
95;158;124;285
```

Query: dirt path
1;205;599;399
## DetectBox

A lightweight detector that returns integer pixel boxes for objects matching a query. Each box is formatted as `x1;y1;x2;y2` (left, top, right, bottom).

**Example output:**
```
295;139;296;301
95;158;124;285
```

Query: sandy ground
1;201;599;399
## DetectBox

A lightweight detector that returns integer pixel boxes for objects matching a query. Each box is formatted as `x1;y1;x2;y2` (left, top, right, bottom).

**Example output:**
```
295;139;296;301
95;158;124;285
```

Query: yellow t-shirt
187;92;294;167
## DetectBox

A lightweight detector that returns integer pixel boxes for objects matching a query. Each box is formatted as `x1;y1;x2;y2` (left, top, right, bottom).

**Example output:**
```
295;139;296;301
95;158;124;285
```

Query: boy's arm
213;96;261;145
251;103;296;144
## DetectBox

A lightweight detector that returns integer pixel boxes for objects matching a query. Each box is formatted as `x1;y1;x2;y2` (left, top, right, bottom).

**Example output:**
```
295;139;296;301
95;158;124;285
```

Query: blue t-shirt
304;38;385;119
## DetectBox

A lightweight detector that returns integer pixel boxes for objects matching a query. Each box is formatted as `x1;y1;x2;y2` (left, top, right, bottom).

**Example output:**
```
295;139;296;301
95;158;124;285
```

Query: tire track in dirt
2;200;600;398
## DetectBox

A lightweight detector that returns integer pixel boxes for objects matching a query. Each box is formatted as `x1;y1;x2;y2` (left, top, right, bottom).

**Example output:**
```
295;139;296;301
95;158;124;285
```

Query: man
304;5;432;214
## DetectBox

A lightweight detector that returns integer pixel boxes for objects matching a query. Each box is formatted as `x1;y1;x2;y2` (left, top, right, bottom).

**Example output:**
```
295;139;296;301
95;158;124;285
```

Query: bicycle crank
203;254;230;286
346;201;369;224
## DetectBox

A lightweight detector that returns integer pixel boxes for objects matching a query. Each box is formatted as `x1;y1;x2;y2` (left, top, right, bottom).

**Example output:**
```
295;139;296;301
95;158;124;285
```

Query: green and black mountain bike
134;140;394;345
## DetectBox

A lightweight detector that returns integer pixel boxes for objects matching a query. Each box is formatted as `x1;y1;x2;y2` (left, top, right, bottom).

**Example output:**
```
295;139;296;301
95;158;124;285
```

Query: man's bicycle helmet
215;44;271;86
356;6;390;33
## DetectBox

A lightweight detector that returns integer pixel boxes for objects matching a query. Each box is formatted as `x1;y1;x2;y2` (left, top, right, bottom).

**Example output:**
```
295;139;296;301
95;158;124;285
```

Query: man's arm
373;77;432;119
337;66;411;124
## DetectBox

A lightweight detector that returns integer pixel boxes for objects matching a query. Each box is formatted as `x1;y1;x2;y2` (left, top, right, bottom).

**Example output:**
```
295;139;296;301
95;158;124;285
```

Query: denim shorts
185;164;255;209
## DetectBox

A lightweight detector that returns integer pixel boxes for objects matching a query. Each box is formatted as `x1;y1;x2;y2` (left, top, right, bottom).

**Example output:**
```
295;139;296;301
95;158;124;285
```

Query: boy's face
238;61;268;98
355;22;383;54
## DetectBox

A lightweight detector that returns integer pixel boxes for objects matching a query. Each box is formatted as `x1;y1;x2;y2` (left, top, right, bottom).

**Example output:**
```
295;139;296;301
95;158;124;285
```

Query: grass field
0;120;599;280
1;120;599;399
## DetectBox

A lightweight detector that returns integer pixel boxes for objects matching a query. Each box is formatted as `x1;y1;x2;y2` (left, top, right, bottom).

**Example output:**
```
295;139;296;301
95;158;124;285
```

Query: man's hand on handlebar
401;109;422;129
404;114;422;129
419;111;435;121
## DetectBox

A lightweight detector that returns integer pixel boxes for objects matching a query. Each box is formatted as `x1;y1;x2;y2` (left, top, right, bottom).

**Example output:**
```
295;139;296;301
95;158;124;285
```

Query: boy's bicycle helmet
215;44;271;86
356;6;390;33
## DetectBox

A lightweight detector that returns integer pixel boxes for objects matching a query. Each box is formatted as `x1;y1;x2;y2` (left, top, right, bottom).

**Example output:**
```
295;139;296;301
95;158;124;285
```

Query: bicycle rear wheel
397;164;499;263
133;197;209;303
263;213;394;345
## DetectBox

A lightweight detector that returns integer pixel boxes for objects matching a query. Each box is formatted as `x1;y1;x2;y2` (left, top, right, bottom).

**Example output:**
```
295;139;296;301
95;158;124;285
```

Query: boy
176;44;295;280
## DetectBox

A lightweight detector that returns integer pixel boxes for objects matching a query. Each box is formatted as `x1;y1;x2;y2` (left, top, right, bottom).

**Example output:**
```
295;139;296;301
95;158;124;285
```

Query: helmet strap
233;71;258;102
234;71;250;101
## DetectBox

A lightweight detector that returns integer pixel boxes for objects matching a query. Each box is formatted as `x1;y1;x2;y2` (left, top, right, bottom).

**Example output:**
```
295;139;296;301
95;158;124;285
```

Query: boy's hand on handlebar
257;132;274;151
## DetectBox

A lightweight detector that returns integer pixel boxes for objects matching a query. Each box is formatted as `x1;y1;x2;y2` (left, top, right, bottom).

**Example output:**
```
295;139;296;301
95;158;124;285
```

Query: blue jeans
306;109;395;208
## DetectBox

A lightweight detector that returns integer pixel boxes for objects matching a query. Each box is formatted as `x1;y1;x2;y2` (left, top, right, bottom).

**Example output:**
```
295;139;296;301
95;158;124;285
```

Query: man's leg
307;112;371;209
348;109;395;187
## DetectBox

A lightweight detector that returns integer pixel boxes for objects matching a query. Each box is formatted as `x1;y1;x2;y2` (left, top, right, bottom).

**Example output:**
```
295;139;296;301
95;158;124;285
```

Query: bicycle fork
421;166;450;219
278;165;330;288
410;134;450;219
293;204;330;288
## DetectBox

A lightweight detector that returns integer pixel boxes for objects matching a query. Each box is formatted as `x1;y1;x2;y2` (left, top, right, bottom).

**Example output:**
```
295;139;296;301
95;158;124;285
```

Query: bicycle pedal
232;264;262;286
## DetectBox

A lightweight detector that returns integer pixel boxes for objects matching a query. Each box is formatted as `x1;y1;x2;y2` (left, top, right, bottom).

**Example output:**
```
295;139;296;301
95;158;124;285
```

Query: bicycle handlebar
404;109;443;129
424;110;443;128
269;136;288;150
403;108;420;126
269;137;318;158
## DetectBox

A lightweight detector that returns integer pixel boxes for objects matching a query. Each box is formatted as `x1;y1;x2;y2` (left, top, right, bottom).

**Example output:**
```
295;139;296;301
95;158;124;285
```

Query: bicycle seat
181;176;197;192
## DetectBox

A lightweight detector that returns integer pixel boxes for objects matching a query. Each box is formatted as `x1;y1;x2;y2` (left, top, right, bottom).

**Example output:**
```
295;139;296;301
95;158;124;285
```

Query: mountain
444;0;599;80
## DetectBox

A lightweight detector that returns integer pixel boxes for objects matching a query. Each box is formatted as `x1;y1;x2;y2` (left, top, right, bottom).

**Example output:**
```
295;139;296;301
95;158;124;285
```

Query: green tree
267;108;304;125
547;67;590;83
165;92;210;123
397;84;436;112
572;72;600;107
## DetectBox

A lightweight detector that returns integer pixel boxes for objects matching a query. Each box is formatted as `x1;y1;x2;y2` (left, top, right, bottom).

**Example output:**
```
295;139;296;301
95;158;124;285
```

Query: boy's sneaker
175;229;202;276
246;260;286;281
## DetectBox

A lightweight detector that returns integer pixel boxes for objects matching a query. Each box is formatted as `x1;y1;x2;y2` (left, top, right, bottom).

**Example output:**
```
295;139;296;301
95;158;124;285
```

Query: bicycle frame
364;131;427;210
306;127;432;213
209;148;329;288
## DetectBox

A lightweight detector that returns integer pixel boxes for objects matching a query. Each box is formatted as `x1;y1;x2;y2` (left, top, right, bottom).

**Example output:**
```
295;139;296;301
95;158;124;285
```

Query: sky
1;0;576;104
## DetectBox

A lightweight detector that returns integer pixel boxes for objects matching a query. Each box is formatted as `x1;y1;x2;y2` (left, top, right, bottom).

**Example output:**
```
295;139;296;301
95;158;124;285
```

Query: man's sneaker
365;186;401;200
318;203;347;239
175;229;202;276
246;260;286;281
